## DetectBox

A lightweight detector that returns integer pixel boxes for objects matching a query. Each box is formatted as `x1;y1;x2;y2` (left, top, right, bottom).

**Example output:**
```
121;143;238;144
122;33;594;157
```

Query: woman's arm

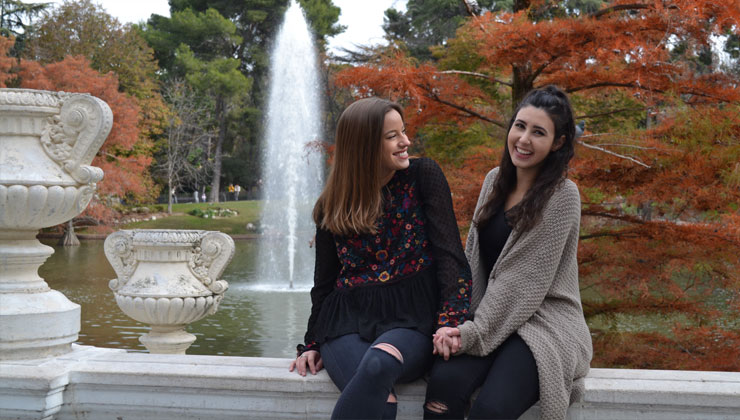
416;158;473;328
458;181;581;356
301;225;340;353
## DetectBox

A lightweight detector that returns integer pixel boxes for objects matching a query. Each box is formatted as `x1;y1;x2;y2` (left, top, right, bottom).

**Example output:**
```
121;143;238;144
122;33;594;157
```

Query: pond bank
37;232;261;240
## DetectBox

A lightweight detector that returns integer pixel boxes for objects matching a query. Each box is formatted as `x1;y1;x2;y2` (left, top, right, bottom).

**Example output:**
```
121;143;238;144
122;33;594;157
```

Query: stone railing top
3;348;739;420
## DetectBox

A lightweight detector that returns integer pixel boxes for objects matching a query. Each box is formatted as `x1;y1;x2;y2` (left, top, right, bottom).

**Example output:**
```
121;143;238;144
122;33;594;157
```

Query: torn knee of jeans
372;343;403;363
424;400;448;414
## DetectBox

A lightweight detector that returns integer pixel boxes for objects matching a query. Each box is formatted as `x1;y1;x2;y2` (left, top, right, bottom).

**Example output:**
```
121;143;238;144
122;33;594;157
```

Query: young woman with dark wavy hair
289;97;472;420
424;85;593;420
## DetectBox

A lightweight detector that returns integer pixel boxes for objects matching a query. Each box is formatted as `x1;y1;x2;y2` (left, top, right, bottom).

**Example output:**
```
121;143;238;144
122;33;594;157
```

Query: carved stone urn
0;88;111;360
104;230;234;354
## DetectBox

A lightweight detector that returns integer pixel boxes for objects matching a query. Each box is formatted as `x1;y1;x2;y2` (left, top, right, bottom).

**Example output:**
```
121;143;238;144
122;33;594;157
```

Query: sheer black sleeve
416;157;472;327
301;225;340;353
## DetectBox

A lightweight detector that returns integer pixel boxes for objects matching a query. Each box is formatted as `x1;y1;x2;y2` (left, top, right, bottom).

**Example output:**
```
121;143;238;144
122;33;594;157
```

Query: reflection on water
40;239;311;357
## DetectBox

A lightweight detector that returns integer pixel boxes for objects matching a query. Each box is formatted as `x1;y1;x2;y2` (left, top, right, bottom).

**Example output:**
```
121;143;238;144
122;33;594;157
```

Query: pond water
39;238;738;358
40;239;312;358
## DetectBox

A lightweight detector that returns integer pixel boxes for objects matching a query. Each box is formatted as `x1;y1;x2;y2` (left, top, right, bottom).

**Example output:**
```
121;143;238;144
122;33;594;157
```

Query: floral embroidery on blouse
328;162;471;329
437;275;470;327
335;176;433;288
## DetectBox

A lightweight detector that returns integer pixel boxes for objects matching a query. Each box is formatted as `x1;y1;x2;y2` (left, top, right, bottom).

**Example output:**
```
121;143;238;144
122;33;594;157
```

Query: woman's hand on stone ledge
289;350;323;376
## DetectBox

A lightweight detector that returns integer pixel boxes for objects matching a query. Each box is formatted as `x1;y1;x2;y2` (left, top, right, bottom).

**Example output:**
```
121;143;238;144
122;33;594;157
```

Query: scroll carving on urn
39;94;109;184
105;229;234;354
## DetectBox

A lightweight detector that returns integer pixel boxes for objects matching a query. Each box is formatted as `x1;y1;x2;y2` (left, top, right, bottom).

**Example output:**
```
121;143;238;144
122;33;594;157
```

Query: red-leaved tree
334;0;740;370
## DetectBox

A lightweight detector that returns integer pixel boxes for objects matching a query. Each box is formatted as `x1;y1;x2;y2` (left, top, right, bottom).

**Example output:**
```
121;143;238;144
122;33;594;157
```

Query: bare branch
575;107;646;120
577;139;651;168
567;82;641;92
579;133;612;138
589;3;652;19
569;81;732;103
460;0;481;16
418;84;506;127
593;143;659;150
581;210;646;224
440;70;512;86
580;231;642;240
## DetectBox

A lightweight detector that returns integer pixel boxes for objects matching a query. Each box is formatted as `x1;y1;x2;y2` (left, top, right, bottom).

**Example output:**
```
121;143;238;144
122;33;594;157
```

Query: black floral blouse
300;158;472;354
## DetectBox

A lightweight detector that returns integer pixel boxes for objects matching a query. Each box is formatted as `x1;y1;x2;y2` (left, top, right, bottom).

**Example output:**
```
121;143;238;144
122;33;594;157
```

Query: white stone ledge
1;345;739;420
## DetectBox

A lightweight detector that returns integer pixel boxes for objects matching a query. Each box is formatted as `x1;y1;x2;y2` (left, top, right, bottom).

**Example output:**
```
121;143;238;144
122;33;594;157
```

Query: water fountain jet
257;0;324;290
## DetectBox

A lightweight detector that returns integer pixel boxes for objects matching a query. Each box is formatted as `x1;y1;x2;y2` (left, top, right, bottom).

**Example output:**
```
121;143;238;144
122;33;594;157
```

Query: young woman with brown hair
423;86;593;420
289;97;472;419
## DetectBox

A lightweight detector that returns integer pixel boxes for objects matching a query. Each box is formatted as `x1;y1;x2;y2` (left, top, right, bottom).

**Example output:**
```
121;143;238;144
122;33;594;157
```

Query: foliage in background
0;49;156;222
335;0;740;370
0;0;171;226
383;0;497;61
144;6;251;203
146;0;343;197
157;79;214;213
0;0;47;56
22;0;167;142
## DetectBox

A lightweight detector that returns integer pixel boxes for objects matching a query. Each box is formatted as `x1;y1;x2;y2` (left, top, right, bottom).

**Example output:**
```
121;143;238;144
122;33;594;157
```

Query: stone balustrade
2;344;739;420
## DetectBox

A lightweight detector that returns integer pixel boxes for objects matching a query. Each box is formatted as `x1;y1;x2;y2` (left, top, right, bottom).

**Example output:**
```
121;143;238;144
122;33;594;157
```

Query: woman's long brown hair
313;97;404;236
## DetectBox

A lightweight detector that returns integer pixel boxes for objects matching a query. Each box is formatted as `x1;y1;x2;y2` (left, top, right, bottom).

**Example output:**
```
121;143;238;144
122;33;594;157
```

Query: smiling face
379;109;410;182
507;105;563;177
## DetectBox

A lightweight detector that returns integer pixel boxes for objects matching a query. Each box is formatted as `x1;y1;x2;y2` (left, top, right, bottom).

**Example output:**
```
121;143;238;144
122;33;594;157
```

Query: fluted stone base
139;325;196;355
0;289;80;361
0;231;80;361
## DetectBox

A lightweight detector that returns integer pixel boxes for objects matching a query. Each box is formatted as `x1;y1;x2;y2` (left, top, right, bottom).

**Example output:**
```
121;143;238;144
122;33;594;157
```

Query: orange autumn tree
334;0;740;370
3;51;156;223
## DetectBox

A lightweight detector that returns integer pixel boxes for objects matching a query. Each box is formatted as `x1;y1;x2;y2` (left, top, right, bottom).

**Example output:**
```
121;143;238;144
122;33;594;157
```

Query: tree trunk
167;179;173;214
210;95;227;203
513;0;531;12
511;65;534;111
59;219;80;247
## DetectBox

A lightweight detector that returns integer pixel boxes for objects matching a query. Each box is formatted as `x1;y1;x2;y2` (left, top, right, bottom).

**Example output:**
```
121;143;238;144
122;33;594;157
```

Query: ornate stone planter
104;230;234;354
0;88;111;360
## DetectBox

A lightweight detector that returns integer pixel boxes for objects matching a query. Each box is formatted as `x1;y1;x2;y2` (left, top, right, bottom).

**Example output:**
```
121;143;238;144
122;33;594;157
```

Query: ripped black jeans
423;333;539;419
321;328;433;420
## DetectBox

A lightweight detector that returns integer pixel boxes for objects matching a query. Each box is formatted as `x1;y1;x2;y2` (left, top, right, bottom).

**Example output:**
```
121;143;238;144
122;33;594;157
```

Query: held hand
288;350;323;376
432;327;461;360
432;333;450;360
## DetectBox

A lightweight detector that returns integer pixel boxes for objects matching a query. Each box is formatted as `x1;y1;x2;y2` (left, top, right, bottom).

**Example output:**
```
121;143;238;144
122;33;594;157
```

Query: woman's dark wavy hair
474;85;576;232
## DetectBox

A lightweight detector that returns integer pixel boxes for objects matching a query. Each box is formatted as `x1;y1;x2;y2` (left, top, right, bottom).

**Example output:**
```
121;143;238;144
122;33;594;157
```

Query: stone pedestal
0;89;112;361
105;230;234;354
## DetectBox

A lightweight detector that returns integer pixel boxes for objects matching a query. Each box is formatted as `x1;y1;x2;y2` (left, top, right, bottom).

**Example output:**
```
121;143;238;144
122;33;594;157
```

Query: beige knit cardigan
457;167;593;420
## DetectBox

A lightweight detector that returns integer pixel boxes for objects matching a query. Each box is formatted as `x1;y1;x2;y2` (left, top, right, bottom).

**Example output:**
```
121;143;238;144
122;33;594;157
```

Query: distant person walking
235;184;241;201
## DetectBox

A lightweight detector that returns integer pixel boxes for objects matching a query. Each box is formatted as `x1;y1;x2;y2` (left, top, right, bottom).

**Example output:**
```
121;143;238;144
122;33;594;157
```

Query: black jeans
424;333;539;419
321;328;433;420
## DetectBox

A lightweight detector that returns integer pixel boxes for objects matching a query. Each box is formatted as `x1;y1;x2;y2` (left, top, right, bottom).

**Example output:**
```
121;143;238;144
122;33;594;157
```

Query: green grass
121;200;262;235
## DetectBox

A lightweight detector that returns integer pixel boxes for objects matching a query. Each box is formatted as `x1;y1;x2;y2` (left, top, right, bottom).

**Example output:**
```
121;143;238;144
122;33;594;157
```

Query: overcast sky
32;0;407;55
